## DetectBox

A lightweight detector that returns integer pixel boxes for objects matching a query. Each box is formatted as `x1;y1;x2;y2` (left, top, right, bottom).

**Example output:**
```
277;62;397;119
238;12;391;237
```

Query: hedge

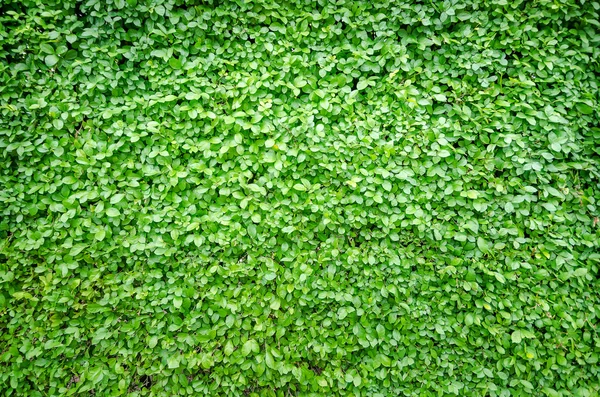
1;0;599;396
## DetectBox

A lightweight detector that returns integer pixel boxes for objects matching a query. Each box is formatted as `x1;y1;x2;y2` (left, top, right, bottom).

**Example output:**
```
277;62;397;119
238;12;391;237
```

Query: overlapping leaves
1;0;599;396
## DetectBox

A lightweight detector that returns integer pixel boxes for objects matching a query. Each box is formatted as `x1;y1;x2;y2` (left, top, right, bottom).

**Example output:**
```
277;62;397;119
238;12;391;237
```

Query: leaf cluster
1;0;599;396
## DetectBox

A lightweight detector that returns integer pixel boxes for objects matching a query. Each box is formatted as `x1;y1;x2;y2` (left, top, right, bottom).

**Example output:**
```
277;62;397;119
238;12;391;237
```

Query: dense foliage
1;0;600;395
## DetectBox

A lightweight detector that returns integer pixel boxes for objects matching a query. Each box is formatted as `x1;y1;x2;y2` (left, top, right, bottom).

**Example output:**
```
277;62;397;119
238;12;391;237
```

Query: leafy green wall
1;0;599;396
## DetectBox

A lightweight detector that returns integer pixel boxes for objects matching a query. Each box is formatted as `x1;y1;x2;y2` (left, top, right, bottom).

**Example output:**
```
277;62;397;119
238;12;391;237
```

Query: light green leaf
511;330;522;344
477;237;490;253
45;54;59;67
465;313;474;326
242;339;259;356
106;208;120;217
173;296;182;308
94;229;106;241
167;355;180;369
466;190;479;199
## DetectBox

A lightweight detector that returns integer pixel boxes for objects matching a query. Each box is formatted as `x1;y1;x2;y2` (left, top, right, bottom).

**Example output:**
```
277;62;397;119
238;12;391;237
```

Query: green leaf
494;272;506;284
511;330;522;344
465;313;474;326
293;77;307;88
357;80;369;90
89;367;104;385
242;339;259;356
106;208;120;217
264;272;276;281
466;190;479;199
173;296;183;308
44;54;59;67
477;237;490;253
576;103;594;115
167;355;180;369
293;183;306;191
62;176;77;185
94;229;106;241
265;351;275;369
521;380;534;390
110;194;125;204
40;43;55;54
169;57;182;69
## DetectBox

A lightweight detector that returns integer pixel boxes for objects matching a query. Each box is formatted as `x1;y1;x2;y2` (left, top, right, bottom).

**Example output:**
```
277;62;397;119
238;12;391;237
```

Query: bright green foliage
1;0;600;396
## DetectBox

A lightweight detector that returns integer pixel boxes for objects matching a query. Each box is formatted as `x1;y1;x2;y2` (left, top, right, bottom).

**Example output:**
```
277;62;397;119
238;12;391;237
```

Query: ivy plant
1;0;599;396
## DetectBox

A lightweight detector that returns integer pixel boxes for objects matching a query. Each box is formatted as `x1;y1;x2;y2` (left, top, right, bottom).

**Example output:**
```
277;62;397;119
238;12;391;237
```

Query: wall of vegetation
1;0;599;395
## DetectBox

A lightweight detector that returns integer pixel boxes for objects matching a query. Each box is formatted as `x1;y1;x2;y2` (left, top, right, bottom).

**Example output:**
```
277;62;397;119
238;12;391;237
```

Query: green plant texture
1;0;600;396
